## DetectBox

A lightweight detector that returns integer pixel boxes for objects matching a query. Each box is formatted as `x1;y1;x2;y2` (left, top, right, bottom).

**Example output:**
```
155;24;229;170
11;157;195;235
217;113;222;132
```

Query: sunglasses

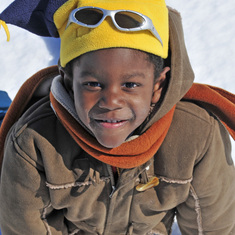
66;6;163;46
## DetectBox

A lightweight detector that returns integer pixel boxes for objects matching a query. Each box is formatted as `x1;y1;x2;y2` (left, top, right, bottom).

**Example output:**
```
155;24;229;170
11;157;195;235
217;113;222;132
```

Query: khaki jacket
0;7;234;235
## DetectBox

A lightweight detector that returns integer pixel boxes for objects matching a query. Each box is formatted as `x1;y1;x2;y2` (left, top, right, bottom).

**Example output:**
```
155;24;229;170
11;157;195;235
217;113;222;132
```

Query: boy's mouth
99;120;123;123
95;119;128;128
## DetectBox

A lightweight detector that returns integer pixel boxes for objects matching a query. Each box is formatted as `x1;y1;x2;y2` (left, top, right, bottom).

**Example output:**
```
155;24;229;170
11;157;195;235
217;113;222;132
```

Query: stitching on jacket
147;230;165;235
41;202;52;235
159;176;193;184
46;176;110;189
190;185;204;235
176;103;212;125
69;229;80;235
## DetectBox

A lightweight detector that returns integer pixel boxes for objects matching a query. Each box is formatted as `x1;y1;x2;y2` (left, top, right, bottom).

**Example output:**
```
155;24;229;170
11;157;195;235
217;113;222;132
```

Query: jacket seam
195;117;215;166
147;230;165;235
159;176;193;185
176;103;212;125
69;229;80;235
12;138;50;233
176;101;216;165
12;135;43;171
126;183;136;234
41;202;52;235
189;185;204;235
46;177;110;190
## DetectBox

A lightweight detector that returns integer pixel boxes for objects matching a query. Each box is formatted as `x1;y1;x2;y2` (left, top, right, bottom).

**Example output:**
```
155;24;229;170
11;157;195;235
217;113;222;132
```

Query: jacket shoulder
155;101;225;179
13;96;55;132
175;101;215;124
4;95;84;185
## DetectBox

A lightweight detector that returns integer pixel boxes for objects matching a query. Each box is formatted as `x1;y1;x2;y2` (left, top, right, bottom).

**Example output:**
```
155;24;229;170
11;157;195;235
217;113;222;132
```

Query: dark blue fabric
0;91;11;126
0;0;67;37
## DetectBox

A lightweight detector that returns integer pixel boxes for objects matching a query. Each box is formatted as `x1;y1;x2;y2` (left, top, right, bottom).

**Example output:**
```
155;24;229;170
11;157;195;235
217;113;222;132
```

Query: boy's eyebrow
79;70;100;79
79;70;146;80
122;72;146;80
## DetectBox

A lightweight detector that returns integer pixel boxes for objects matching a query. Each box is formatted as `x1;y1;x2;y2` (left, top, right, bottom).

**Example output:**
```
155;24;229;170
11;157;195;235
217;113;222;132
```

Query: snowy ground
0;1;234;234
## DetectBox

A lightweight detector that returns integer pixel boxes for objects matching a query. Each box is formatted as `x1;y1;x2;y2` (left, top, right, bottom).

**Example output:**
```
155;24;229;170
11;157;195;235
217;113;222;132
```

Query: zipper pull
109;186;116;198
136;176;159;192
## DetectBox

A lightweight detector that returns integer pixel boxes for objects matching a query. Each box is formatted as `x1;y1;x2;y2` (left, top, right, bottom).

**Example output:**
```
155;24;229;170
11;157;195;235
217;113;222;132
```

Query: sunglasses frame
66;6;163;46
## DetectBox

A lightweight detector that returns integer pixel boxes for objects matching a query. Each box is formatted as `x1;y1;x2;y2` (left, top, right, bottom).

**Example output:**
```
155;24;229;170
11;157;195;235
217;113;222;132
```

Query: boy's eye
123;82;140;89
83;82;102;90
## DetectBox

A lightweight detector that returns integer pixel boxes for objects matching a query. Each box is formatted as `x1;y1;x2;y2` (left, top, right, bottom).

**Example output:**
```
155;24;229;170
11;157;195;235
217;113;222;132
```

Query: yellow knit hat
54;0;169;67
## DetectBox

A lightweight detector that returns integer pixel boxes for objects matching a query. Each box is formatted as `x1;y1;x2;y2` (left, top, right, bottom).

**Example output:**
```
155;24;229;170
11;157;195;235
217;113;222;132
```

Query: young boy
0;0;234;234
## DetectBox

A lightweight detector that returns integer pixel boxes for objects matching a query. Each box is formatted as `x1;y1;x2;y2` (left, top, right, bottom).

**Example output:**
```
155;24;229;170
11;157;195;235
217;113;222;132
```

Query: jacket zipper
107;165;116;198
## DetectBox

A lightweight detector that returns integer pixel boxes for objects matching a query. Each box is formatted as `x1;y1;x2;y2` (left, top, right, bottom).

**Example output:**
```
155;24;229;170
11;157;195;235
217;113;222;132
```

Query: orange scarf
50;93;175;168
50;83;235;169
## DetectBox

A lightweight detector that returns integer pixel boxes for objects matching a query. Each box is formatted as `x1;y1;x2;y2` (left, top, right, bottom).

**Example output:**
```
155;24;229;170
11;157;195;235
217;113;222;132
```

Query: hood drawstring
89;162;101;186
0;20;10;41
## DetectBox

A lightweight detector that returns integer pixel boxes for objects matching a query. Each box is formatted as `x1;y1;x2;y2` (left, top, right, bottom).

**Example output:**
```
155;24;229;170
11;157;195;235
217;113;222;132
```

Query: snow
0;2;234;154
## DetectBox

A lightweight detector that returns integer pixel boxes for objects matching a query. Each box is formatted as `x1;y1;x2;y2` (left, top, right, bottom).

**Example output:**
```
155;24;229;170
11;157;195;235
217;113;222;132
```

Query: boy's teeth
104;120;120;123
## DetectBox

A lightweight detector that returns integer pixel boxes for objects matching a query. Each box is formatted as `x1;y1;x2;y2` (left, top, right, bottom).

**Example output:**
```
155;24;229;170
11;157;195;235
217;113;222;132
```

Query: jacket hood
142;7;194;132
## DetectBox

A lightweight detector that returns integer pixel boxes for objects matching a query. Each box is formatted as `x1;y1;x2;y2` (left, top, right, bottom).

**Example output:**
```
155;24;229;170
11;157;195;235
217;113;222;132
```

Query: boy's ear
151;67;170;104
58;62;67;79
58;62;74;96
58;65;64;78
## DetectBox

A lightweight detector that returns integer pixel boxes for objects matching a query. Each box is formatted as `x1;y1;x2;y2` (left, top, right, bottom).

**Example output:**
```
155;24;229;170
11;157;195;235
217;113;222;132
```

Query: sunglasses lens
115;12;145;29
75;8;103;25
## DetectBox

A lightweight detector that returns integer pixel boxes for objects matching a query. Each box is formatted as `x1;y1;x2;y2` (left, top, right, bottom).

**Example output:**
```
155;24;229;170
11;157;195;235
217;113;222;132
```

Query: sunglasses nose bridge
102;10;115;22
98;10;119;30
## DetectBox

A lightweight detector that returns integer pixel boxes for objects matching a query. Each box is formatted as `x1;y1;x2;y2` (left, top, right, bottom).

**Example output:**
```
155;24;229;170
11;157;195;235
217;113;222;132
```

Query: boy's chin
96;137;126;149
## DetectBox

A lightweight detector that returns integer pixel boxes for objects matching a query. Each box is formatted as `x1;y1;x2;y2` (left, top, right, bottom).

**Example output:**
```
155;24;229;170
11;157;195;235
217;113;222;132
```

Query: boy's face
71;48;162;148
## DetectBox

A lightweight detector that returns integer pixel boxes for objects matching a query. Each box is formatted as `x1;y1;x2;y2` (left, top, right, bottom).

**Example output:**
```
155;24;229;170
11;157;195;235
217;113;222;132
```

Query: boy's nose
98;88;124;110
